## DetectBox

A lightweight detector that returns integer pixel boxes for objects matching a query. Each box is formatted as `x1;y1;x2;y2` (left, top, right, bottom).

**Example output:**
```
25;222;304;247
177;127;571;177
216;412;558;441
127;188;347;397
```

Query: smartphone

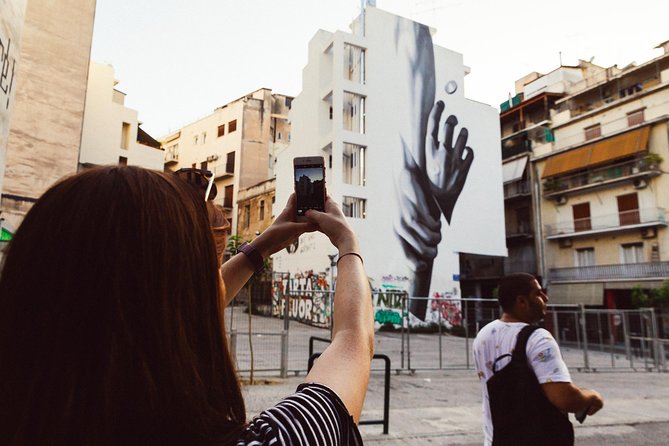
294;156;326;220
575;409;588;424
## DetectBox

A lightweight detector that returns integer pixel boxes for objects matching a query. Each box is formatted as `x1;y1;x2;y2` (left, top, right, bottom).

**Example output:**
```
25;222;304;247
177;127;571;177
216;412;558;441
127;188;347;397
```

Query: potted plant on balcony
638;152;663;171
542;177;565;193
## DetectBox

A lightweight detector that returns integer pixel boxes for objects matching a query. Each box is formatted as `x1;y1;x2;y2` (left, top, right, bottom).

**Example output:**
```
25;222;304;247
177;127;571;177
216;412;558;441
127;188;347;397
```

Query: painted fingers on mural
394;142;441;271
426;100;474;224
253;193;317;258
305;196;359;253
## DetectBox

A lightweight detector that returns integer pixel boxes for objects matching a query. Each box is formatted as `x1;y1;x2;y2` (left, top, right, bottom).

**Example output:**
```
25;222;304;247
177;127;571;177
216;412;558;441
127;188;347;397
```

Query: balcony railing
543;157;660;197
504;180;531;199
165;148;179;164
549;261;669;282
545;207;666;238
213;162;234;178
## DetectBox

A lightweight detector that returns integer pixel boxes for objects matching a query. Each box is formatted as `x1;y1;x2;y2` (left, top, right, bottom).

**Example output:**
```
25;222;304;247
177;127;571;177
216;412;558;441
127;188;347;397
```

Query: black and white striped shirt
237;383;363;445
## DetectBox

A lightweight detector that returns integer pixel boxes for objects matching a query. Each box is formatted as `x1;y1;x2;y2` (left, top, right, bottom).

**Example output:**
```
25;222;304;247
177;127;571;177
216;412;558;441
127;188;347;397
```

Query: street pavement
242;368;669;445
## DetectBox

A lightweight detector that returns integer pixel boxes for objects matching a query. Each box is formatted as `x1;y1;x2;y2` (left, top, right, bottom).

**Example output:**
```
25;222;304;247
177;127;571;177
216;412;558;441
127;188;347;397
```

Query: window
202;132;207;144
259;200;265;221
224;185;233;208
193;134;199;145
118;156;128;166
621;243;644;264
344;43;366;84
166;143;179;161
617;193;640;226
200;161;208;171
277;131;282;141
218;124;225;137
228;119;237;133
243;204;250;228
584;124;601;141
343;92;365;133
329;106;333;120
343;143;366;186
342;196;366;219
572;202;591;231
627;109;645;127
121;122;131;150
226;151;235;174
575;248;595;267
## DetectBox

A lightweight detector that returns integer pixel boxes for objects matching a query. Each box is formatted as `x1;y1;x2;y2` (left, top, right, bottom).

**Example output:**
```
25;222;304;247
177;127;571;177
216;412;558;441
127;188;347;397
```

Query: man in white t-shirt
473;273;604;446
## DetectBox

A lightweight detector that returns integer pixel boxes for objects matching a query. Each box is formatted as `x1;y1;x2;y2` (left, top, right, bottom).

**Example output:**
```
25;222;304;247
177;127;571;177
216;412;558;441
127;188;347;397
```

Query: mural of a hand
426;100;474;224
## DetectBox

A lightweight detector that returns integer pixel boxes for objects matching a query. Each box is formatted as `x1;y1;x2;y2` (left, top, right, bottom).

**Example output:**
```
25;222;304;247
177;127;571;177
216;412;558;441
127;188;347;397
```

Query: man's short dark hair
498;273;537;313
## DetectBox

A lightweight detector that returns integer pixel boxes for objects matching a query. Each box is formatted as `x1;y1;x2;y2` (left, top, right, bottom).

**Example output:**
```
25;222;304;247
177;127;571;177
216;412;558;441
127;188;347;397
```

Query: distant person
472;273;603;446
0;166;373;445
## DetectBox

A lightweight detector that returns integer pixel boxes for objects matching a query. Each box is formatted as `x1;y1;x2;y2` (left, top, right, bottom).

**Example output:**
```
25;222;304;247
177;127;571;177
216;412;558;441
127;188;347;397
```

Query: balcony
506;224;534;240
543;157;661;199
504;180;531;200
165;147;179;164
549;262;669;283
213;162;234;178
545;207;667;239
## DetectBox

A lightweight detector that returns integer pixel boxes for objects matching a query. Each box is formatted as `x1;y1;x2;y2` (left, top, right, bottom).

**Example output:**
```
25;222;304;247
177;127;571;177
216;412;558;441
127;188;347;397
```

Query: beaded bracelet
336;252;364;267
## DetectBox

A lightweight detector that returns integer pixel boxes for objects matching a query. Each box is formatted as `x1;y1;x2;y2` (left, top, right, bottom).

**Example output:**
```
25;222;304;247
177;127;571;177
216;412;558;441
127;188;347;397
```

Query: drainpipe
533;161;547;284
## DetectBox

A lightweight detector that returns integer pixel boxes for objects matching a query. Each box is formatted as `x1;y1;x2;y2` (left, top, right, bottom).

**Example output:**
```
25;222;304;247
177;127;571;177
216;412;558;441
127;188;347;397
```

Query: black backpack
487;325;574;446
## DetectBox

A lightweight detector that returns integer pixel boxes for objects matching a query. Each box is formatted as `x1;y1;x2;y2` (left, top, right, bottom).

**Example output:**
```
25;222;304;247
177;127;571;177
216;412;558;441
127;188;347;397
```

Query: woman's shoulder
236;382;363;445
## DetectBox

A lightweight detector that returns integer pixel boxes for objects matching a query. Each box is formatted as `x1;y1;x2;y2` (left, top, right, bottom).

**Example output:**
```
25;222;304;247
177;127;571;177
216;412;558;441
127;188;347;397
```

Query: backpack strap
512;324;541;363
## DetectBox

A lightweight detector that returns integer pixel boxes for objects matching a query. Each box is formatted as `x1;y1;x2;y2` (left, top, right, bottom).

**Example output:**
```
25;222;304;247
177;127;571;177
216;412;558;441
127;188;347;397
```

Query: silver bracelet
336;252;363;267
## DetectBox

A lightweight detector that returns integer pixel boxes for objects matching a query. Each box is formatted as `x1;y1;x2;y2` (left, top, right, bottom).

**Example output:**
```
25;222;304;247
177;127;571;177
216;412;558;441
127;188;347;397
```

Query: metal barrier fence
226;291;668;376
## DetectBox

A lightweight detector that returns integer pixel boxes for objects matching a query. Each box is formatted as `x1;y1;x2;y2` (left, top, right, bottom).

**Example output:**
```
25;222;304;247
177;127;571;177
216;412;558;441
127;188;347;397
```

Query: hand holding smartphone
293;156;326;221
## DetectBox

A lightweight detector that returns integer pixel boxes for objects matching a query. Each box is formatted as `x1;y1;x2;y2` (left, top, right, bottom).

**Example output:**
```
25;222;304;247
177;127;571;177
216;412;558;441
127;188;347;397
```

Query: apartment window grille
344;43;366;84
584;124;601;141
218;124;225;137
617;193;640;226
224;185;233;208
342;196;366;219
342;143;366;186
575;248;595;267
572;202;592;231
243;205;250;229
621;243;644;264
627;109;645;127
228;119;237;133
343;92;365;133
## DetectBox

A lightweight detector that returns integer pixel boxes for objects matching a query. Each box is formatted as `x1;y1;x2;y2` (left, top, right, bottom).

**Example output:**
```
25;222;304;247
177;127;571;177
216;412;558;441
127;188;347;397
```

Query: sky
91;0;669;138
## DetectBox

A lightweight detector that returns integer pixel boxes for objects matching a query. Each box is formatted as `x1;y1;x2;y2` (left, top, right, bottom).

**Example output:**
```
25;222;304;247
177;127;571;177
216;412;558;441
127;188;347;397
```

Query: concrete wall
80;62;163;170
0;0;27;198
1;0;96;230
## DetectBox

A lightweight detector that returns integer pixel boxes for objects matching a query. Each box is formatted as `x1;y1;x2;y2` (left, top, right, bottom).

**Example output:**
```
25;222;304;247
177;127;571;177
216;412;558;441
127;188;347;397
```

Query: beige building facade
534;42;669;307
80;62;163;170
162;88;291;235
1;0;96;234
236;178;275;242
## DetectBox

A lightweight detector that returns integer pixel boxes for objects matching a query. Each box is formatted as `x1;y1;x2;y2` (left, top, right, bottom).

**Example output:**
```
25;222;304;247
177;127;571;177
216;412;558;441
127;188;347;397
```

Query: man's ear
515;295;529;310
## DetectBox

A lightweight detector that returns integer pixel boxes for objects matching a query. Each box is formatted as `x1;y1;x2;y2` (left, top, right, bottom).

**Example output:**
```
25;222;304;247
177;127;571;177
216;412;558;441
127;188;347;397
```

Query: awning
502;156;528;184
548;283;604;305
541;126;650;178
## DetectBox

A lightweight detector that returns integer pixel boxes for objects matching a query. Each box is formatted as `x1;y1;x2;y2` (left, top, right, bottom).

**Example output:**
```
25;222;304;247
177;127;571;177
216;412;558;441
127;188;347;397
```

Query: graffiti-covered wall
273;7;505;326
0;0;27;197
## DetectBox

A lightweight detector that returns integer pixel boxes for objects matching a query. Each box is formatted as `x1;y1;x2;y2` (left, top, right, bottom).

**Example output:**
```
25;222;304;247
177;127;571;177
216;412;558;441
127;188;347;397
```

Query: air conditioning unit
641;227;657;239
633;178;648;189
558;238;573;248
206;154;219;162
555;195;568;206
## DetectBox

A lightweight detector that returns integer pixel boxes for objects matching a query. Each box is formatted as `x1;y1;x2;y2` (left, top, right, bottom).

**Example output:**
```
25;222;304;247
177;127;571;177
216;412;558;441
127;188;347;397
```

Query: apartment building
0;0;96;254
236;178;275;242
162;88;291;235
80;62;163;170
537;41;669;308
273;6;504;322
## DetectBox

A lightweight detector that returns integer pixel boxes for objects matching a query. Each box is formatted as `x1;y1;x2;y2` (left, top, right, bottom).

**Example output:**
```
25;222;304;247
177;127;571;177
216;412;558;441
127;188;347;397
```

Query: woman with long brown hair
0;166;373;445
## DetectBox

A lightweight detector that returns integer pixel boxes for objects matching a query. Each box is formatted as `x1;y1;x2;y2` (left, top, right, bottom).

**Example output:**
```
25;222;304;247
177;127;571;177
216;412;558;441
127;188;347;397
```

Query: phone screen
294;163;325;216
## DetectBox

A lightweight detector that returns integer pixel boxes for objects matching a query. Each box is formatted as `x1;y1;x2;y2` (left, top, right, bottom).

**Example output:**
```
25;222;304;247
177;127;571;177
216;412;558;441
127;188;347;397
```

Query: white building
79;62;163;170
273;6;505;323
